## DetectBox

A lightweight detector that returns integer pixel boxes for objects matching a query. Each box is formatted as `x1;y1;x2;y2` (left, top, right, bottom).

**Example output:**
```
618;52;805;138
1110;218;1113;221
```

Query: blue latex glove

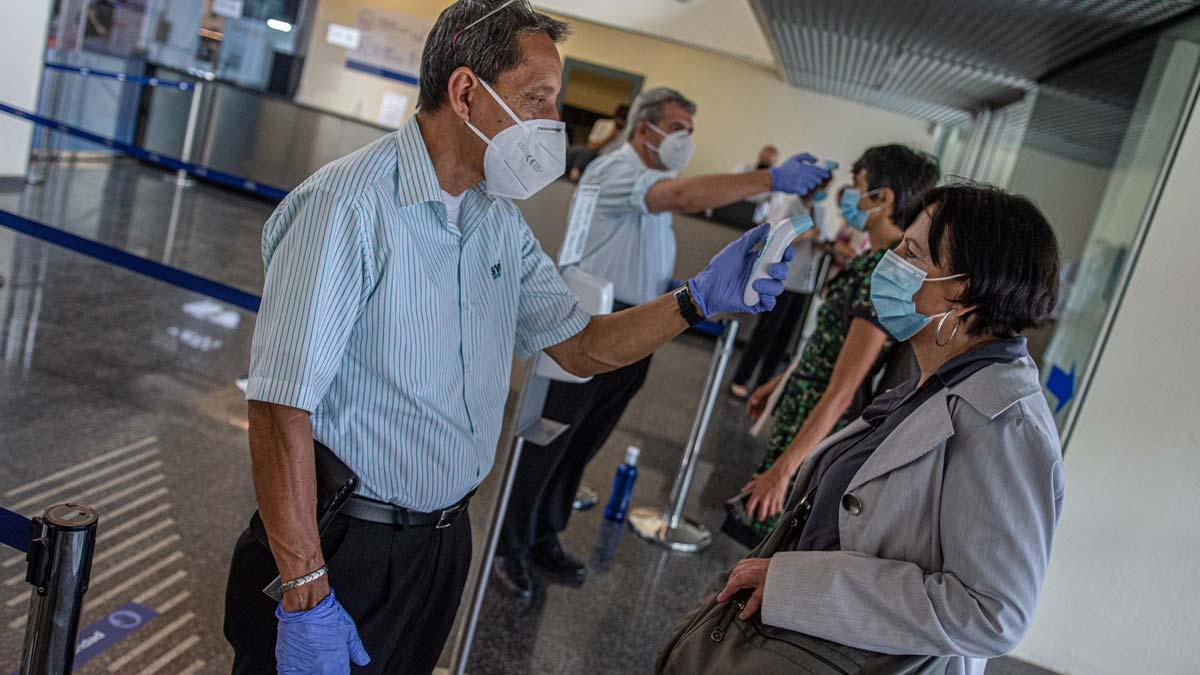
275;590;370;675
768;153;831;196
688;223;794;317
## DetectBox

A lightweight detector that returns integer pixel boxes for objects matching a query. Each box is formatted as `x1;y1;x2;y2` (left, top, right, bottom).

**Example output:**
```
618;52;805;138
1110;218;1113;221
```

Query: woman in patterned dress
740;146;941;536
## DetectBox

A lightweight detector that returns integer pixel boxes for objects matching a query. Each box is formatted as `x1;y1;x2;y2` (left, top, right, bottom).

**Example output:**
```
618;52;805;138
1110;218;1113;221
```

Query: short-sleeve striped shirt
246;116;591;511
575;143;677;305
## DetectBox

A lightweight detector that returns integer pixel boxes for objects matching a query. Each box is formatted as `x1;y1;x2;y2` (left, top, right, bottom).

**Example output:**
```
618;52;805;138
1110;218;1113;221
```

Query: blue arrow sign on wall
1046;362;1077;414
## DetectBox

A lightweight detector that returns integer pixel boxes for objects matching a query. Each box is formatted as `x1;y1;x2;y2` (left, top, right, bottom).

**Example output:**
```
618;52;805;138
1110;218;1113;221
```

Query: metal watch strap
278;565;328;594
674;284;704;326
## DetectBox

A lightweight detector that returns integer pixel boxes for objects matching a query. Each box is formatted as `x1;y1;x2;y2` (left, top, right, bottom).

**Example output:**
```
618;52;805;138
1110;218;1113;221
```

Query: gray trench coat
760;355;1064;675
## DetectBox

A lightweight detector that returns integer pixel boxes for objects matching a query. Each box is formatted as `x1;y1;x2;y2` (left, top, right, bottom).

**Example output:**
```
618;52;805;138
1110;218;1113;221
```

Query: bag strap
749;497;812;558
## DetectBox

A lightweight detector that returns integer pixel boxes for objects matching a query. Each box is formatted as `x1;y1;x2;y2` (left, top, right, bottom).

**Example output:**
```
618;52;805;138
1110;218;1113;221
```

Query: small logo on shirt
490;262;503;280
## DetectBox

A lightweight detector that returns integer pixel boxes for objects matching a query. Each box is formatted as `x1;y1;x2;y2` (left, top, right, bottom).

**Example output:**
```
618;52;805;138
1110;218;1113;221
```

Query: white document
558;185;600;267
212;0;243;19
377;91;410;129
326;23;362;50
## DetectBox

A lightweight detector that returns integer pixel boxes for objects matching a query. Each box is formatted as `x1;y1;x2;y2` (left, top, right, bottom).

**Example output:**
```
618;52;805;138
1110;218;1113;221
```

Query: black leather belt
340;492;472;529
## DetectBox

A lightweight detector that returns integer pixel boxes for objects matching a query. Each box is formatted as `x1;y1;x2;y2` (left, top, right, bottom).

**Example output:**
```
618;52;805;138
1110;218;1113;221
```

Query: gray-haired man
495;86;831;598
223;2;799;674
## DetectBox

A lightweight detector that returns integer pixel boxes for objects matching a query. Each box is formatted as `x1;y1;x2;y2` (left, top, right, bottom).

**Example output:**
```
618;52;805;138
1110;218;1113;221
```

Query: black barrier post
19;504;99;675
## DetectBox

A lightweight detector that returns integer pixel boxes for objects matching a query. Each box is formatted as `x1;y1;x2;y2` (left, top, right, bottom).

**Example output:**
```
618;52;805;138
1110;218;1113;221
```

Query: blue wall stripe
44;62;195;90
0;102;288;202
0;209;261;313
344;59;420;86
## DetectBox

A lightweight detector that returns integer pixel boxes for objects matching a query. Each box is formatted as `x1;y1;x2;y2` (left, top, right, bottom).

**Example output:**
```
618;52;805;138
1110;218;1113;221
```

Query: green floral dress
751;248;889;534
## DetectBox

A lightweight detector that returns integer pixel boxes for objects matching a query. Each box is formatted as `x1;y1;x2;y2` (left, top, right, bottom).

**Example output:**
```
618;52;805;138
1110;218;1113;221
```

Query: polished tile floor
0;159;1053;674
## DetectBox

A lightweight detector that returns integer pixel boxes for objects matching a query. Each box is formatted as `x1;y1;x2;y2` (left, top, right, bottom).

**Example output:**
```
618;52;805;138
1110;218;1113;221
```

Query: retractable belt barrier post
5;62;289;202
447;366;570;675
628;318;740;553
1;503;98;675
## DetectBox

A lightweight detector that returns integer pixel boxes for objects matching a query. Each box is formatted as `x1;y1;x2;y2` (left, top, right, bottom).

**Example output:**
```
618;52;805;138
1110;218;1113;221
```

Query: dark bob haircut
852;145;941;226
419;0;570;112
907;183;1061;338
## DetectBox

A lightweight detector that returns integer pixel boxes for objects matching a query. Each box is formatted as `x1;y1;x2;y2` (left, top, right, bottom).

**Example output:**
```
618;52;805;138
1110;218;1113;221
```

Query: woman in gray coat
669;183;1064;675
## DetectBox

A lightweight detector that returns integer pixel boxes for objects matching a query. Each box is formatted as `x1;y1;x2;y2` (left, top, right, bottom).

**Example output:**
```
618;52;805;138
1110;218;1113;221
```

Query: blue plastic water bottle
603;446;640;522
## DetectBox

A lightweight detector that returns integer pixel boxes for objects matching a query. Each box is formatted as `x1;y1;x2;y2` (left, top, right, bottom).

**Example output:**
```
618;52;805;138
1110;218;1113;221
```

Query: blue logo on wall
1046;362;1077;414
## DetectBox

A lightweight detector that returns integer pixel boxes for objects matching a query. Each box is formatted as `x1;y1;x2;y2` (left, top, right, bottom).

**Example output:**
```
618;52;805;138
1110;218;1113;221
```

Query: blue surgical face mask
840;187;883;231
812;189;828;202
870;249;965;341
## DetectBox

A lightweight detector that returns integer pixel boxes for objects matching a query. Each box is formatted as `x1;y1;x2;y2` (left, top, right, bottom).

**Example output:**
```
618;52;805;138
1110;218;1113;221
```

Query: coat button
842;493;863;516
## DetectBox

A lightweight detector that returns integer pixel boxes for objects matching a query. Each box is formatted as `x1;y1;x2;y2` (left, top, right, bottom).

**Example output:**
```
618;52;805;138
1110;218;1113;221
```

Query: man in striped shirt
223;2;794;673
497;88;833;598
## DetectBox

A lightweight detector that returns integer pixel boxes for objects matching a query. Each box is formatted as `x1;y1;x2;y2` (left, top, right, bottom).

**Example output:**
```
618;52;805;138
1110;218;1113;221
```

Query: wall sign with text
344;8;433;86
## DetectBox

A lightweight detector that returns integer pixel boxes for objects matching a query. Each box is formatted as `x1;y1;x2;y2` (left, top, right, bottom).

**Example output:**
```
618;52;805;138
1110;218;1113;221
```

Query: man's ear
446;66;477;122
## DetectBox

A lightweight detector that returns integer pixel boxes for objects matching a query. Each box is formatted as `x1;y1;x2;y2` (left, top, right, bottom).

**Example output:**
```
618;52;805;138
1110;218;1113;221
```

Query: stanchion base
572;486;599;511
627;507;712;553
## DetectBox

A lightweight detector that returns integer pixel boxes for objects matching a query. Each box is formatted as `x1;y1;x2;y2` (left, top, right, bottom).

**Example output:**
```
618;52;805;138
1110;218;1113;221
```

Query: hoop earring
935;311;961;347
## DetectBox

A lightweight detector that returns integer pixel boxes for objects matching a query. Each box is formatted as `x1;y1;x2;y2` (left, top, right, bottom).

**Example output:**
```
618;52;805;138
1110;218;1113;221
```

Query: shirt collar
394;115;449;208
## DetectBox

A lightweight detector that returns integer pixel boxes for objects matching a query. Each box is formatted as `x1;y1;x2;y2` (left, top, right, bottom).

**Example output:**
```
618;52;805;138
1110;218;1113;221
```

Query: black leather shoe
493;556;534;600
531;540;587;583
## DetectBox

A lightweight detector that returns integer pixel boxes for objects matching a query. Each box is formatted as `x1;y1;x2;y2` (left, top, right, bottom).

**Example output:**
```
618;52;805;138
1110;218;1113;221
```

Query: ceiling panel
532;0;774;66
752;0;1196;128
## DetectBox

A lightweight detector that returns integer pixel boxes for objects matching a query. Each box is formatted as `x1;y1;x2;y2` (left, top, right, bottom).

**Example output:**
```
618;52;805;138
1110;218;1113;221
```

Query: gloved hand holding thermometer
688;223;795;317
743;214;814;306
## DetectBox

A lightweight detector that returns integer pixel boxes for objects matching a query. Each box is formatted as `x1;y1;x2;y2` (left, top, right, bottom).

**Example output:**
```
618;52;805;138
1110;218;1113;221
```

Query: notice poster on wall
378;91;411;128
344;8;433;86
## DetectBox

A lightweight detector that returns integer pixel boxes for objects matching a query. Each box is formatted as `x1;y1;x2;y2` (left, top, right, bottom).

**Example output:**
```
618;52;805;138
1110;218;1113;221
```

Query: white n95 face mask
464;78;566;200
646;121;694;171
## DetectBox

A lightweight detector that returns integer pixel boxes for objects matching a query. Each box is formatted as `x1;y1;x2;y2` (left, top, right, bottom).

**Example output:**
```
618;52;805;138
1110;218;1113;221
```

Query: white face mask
646;121;694;171
464;78;566;200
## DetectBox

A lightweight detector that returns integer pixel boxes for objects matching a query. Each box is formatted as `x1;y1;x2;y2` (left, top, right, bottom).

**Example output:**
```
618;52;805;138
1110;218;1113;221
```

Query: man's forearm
647;170;773;214
247;400;327;611
557;293;690;376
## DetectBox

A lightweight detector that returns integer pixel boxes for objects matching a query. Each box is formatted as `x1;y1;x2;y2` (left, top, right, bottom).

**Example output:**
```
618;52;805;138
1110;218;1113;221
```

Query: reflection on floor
0;160;1054;674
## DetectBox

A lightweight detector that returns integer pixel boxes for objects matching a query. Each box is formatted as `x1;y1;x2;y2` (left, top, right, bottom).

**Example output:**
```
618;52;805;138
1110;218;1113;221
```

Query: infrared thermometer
743;214;814;306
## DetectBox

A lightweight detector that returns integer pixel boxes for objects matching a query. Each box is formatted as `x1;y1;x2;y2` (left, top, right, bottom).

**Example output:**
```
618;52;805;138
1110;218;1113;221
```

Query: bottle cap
625;446;640;465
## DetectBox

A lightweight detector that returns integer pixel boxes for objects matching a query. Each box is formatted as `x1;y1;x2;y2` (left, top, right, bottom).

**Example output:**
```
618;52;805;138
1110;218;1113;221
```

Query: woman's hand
717;558;771;620
746;380;776;420
742;465;790;522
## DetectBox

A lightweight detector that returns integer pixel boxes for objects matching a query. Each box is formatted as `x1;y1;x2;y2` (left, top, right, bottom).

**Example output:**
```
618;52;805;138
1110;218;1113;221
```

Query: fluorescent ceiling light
266;19;292;32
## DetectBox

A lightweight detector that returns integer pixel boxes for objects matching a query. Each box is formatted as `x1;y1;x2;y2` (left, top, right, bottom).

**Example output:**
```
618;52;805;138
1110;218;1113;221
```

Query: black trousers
731;290;810;390
500;355;653;558
224;510;472;675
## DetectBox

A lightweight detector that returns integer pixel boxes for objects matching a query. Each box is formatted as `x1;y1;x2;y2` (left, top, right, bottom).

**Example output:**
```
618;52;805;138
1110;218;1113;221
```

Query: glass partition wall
1008;16;1200;441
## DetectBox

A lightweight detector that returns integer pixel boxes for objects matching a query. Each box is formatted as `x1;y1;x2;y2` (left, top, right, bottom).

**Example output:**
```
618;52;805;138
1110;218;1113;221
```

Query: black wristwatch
673;284;704;326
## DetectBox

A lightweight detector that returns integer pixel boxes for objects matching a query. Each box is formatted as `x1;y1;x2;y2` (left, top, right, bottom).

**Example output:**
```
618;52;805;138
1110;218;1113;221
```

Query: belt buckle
435;505;458;529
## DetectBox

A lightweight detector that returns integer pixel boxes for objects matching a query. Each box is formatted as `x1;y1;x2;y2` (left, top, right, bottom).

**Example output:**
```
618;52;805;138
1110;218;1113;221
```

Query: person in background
567;103;630;180
743;144;780;224
740;145;940;538
728;169;837;399
494;86;831;600
829;185;872;275
588;103;630;154
667;183;1064;675
223;2;794;673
